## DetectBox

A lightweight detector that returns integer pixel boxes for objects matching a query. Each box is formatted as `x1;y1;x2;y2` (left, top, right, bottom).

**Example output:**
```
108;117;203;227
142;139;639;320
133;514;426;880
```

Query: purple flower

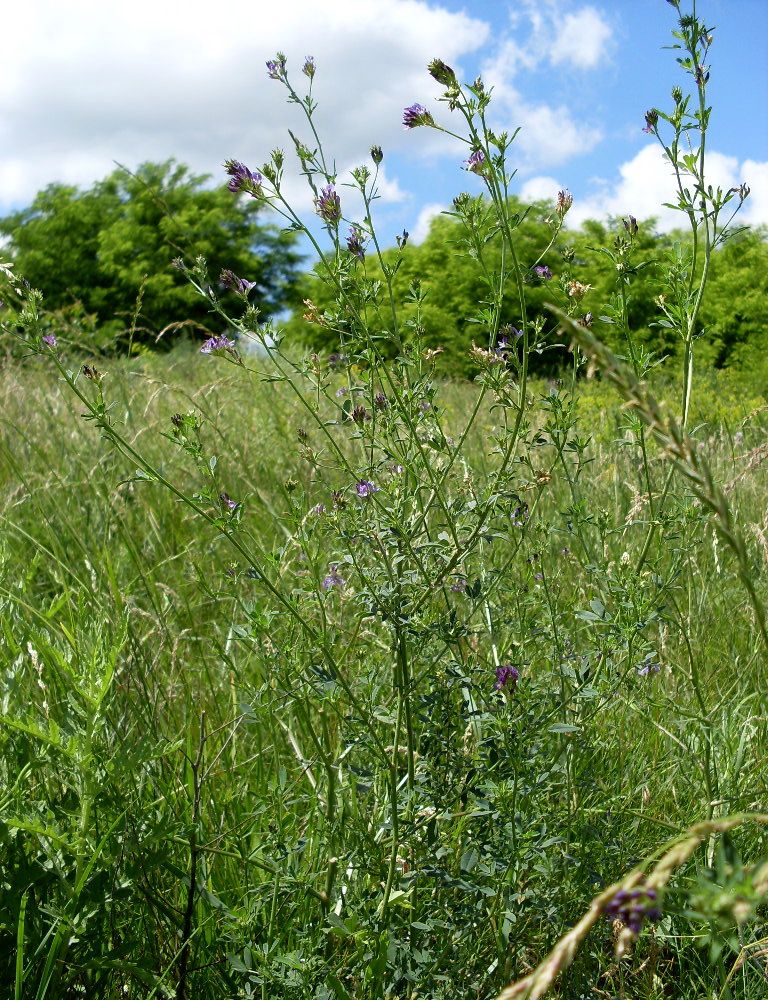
200;335;236;355
450;578;467;593
346;226;365;260
351;406;369;424
623;216;638;237
605;885;662;935
42;334;57;347
332;490;346;510
374;392;388;410
266;54;286;80
535;265;553;281
224;160;263;198
464;149;487;176
403;103;434;129
494;665;519;691
221;269;257;297
336;386;348;398
302;56;316;78
356;480;379;498
219;491;239;512
315;184;342;226
556;189;573;218
312;503;326;516
322;564;345;590
642;109;658;134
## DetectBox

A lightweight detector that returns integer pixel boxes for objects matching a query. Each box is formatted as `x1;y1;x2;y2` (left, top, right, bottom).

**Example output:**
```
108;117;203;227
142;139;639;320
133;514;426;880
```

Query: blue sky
2;0;766;249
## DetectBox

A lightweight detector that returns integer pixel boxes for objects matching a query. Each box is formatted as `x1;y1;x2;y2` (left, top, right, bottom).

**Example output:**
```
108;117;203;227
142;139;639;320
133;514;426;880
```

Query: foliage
0;160;303;352
1;5;768;1000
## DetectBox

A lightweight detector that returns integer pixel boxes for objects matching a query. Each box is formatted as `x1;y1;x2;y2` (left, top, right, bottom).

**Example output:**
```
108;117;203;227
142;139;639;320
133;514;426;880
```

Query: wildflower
297;427;308;443
42;334;57;347
427;58;457;88
374;392;387;410
322;564;345;589
390;463;404;474
623;216;638;237
302;55;316;78
266;54;286;80
642;109;658;134
605;886;662;935
223;160;263;198
494;664;519;691
200;335;236;355
464;149;487;176
370;145;383;165
346;226;365;260
734;430;744;447
450;578;467;593
332;490;346;510
82;364;103;383
328;352;345;369
579;312;593;328
221;269;257;297
312;503;326;516
535;264;553;281
315;184;342;226
402;103;434;129
351;405;369;424
219;492;239;512
567;280;591;301
419;401;431;413
336;386;348;398
356;480;379;498
555;188;573;218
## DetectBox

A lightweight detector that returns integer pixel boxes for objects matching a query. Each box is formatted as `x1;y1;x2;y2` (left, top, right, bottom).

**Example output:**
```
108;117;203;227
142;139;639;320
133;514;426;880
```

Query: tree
0;160;303;351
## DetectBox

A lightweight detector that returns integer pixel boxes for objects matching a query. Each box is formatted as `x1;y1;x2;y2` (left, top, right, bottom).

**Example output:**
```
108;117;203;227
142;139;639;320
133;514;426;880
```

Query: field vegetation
1;2;767;998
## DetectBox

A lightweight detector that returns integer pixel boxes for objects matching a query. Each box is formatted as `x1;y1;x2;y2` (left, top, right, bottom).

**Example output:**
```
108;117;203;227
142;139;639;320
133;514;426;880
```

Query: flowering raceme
315;184;342;226
402;104;434;129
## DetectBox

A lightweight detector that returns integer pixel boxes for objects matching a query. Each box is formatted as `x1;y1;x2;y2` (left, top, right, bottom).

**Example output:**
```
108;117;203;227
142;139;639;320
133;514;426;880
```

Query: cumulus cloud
476;1;613;172
411;203;447;244
0;0;488;212
562;145;767;231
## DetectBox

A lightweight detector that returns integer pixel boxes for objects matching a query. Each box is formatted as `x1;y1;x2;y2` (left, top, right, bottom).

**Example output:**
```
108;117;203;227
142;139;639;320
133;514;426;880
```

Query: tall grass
2;2;768;998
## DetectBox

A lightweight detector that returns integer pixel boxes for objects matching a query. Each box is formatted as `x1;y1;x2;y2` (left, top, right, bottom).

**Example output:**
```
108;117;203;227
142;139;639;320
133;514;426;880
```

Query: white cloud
0;0;489;212
565;145;768;231
410;203;447;244
476;1;612;172
519;176;563;202
550;7;613;69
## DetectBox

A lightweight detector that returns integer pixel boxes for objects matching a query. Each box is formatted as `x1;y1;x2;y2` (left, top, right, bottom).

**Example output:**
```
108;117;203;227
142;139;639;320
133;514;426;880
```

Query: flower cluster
322;565;345;590
556;188;573;218
302;56;316;78
605;886;662;934
224;160;263;198
200;335;236;355
356;480;378;498
464;149;487;176
221;270;257;297
315;184;342;226
346;226;365;260
494;665;519;691
402;104;434;129
266;54;287;80
534;265;553;281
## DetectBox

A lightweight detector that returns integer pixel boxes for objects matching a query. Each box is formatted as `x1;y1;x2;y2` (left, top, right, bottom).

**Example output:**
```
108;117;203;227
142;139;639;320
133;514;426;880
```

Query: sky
2;0;767;252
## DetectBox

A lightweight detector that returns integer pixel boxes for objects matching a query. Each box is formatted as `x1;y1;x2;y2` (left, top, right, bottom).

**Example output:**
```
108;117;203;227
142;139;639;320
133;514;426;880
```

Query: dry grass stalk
495;816;768;1000
546;304;768;654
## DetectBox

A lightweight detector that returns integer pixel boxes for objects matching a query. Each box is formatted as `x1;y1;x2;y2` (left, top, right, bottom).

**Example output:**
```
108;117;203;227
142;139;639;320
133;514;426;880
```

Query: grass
1;344;767;999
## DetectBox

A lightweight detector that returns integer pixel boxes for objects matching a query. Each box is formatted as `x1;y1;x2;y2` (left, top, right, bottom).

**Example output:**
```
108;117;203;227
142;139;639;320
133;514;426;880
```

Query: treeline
0;160;302;352
287;199;768;382
2;171;766;383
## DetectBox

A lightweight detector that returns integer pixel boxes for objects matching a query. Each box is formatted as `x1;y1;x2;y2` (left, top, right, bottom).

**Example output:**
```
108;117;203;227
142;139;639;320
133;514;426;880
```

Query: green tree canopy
0;160;303;350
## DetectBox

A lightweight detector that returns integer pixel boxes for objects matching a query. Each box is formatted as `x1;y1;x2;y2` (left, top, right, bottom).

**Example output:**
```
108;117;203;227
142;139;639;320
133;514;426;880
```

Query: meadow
2;2;768;998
